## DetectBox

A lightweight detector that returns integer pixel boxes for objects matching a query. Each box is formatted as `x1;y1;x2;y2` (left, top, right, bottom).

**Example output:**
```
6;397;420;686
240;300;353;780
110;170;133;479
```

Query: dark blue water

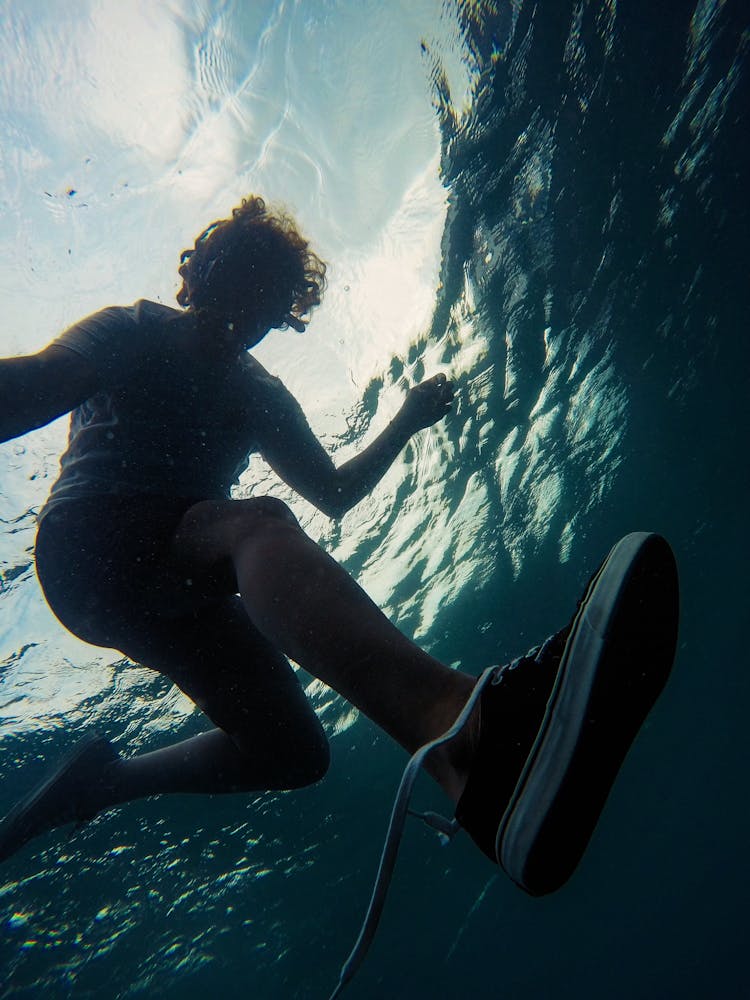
2;2;748;997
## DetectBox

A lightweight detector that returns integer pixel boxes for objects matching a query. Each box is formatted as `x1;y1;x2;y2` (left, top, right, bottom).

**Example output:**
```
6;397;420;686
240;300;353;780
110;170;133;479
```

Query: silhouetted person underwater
0;195;678;918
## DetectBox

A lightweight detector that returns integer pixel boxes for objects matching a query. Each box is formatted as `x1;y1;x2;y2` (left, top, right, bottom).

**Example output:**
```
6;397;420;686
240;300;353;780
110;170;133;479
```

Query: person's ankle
425;679;482;804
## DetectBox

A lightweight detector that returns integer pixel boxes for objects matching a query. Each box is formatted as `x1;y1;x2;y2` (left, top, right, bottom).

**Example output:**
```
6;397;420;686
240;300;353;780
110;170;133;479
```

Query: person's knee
284;735;330;788
229;496;301;548
241;496;298;525
233;730;330;790
173;495;302;574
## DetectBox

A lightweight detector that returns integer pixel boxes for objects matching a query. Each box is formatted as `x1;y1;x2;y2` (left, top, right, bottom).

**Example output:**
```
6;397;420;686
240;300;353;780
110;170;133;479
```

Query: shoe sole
497;532;679;895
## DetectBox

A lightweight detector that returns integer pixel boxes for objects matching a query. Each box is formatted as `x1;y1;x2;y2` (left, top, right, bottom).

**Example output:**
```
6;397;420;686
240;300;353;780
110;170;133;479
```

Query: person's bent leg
0;596;331;862
171;498;478;801
34;496;329;804
106;595;330;804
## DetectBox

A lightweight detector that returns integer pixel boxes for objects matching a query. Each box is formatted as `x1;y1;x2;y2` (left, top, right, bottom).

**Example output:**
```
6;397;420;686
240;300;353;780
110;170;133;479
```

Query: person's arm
0;345;100;444
259;373;455;518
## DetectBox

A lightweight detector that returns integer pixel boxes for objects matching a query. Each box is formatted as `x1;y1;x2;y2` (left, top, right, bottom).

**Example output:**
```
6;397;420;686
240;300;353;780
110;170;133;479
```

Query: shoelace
327;637;557;999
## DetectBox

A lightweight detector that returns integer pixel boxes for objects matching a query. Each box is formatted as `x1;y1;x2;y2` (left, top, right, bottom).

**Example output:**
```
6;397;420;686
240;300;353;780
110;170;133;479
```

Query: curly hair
177;196;326;331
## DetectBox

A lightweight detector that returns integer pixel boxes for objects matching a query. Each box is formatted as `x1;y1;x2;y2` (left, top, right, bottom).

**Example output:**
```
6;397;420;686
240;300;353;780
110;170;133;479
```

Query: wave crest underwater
1;1;748;997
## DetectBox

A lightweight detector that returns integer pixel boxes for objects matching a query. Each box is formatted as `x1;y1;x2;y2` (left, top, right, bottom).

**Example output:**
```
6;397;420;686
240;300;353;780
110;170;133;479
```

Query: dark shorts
35;495;327;762
36;495;210;644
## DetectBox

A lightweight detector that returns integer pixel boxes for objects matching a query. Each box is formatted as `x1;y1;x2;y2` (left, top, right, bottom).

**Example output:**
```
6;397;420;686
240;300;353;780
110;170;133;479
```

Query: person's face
199;252;307;349
216;299;306;352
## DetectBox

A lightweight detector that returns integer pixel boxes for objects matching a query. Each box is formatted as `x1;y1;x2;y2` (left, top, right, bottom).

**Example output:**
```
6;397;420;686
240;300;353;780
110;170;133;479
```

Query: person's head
176;195;326;347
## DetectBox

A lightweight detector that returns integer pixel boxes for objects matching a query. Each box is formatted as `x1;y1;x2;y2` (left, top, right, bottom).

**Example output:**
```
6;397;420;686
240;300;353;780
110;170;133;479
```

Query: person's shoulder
241;354;305;425
242;353;282;384
242;354;297;399
241;353;299;410
126;300;186;355
66;299;176;334
131;299;184;330
54;300;180;378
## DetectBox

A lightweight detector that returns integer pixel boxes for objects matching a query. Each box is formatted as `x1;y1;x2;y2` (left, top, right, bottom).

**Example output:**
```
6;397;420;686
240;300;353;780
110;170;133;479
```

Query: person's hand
398;373;455;434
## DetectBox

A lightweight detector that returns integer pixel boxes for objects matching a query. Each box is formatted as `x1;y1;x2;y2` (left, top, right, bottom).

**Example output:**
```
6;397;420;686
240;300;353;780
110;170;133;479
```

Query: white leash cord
327;665;496;999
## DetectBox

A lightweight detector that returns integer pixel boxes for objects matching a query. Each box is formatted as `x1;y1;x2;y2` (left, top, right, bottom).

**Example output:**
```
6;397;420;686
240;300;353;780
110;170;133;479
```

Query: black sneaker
456;531;679;895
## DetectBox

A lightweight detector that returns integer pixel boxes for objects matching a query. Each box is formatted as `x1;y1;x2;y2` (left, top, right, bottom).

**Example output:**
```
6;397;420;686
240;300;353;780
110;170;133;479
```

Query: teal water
1;1;748;997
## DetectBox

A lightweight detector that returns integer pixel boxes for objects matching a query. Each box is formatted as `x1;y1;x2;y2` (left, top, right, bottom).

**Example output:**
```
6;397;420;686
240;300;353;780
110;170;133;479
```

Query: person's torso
45;300;285;510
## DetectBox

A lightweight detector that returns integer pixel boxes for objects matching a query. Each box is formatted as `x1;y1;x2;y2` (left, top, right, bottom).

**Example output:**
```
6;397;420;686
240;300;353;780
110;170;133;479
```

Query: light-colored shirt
41;299;305;515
